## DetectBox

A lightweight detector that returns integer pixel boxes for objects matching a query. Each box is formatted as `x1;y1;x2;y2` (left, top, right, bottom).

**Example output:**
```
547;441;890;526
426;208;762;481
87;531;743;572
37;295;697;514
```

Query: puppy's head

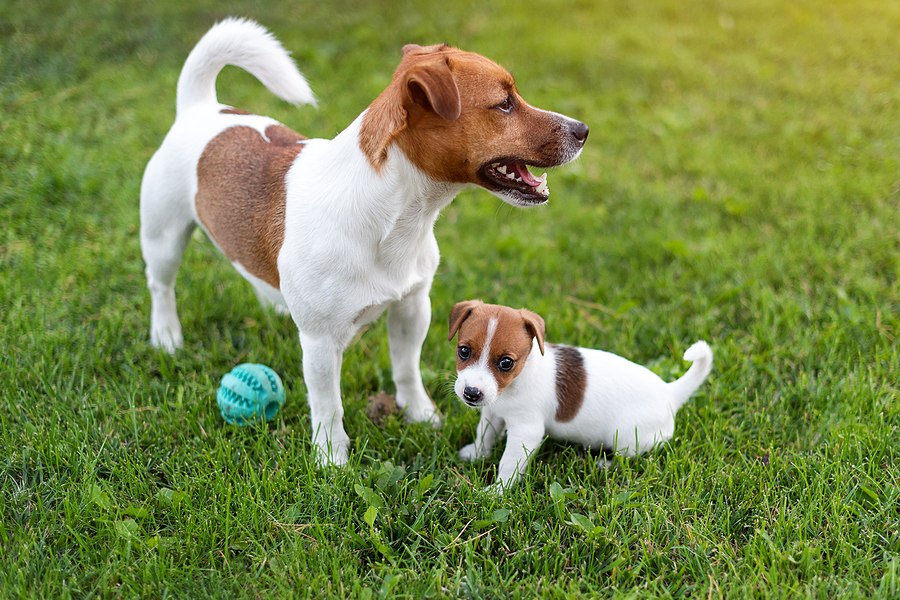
360;44;588;207
448;300;546;408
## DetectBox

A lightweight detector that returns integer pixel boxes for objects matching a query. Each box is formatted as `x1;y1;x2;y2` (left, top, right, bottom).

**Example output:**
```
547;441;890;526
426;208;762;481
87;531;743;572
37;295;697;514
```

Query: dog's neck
313;113;464;263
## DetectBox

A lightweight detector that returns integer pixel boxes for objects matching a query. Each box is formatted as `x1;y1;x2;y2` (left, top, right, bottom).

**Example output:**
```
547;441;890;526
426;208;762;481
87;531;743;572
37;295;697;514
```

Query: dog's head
448;300;546;407
359;44;588;207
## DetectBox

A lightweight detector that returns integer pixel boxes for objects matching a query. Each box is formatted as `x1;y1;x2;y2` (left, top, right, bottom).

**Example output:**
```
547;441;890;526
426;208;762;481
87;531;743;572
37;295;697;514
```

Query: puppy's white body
449;302;712;491
141;20;588;466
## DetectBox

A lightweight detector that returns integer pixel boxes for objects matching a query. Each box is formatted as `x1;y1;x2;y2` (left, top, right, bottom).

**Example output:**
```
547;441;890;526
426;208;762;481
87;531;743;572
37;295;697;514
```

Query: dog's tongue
509;162;543;187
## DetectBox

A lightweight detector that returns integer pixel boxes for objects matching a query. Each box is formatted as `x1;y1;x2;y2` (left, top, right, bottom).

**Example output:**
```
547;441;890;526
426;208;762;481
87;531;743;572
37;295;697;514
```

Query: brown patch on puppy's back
195;124;306;288
552;344;586;422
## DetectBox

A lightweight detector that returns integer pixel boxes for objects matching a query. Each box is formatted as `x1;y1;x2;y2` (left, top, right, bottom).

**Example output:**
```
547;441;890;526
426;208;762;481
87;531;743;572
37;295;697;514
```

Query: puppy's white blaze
455;318;499;405
479;318;498;368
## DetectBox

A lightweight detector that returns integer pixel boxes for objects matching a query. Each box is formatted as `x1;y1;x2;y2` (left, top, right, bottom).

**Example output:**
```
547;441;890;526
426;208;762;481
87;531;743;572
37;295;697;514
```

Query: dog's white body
140;20;587;465
448;302;712;491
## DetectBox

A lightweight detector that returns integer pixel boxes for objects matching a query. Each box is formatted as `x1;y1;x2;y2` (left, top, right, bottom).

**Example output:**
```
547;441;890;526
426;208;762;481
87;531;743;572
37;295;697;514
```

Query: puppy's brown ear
449;300;483;341
402;59;461;124
520;309;546;356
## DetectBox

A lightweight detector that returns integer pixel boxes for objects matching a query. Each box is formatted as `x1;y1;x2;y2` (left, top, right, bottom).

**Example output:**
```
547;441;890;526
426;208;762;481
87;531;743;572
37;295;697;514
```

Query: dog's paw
482;482;505;496
314;440;350;468
150;327;183;354
458;443;482;462
400;399;443;429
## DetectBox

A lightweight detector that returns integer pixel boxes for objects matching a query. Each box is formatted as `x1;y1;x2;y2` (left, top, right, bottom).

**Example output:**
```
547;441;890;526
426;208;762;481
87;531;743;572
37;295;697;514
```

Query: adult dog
140;18;588;465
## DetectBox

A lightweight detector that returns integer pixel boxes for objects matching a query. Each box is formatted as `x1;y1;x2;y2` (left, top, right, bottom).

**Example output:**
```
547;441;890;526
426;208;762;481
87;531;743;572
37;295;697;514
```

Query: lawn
2;0;899;597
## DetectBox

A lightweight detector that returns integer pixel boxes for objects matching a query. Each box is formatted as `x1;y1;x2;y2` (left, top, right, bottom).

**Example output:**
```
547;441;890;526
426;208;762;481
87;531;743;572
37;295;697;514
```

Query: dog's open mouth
480;160;549;205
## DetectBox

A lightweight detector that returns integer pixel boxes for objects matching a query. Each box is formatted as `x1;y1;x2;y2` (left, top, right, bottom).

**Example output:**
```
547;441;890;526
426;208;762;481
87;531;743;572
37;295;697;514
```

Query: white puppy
139;19;588;465
449;301;713;491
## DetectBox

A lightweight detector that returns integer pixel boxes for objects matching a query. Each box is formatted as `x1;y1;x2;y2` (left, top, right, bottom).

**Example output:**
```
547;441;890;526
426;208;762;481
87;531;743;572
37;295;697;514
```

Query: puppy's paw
458;443;481;462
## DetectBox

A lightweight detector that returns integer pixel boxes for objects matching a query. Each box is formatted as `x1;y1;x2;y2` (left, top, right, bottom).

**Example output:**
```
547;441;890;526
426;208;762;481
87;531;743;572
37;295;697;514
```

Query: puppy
140;19;588;466
448;301;713;491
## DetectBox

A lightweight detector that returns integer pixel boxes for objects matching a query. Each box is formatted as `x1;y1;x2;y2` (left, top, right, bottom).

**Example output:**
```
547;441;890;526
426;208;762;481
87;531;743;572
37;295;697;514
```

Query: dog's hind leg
140;163;197;353
387;283;441;427
141;222;195;353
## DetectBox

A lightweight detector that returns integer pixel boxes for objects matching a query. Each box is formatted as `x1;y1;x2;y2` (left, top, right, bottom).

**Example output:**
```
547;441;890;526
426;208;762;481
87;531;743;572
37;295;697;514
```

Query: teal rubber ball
216;364;285;425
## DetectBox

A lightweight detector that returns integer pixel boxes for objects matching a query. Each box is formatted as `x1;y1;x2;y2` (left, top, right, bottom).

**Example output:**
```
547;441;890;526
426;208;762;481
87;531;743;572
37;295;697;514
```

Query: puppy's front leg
489;424;545;493
459;406;505;461
387;284;441;427
299;332;351;467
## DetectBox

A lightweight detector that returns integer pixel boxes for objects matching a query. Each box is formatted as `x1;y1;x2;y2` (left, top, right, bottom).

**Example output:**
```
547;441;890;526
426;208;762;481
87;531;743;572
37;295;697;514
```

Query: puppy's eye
494;95;514;114
457;345;471;360
498;357;515;372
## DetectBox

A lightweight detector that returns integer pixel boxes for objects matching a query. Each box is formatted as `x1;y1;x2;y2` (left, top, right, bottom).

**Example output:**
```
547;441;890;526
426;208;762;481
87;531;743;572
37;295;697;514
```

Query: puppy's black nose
571;120;589;144
463;386;483;404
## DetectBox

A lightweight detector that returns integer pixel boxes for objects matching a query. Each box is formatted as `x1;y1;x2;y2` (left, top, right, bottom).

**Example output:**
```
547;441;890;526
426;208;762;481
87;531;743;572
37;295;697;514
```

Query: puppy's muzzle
462;386;484;407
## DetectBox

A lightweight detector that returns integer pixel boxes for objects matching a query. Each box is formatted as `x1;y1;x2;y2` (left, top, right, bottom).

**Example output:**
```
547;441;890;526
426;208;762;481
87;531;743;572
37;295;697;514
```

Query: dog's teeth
492;162;500;168
515;176;522;182
497;165;507;174
507;172;516;180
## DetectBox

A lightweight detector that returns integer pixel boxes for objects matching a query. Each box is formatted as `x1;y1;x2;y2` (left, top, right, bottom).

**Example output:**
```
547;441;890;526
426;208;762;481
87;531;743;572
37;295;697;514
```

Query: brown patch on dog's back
195;124;307;288
220;107;254;115
552;344;586;422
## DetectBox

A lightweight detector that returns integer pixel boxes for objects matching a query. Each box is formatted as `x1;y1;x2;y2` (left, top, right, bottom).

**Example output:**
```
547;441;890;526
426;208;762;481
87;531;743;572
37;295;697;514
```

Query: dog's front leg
459;406;504;461
299;332;351;467
386;284;441;427
489;424;545;493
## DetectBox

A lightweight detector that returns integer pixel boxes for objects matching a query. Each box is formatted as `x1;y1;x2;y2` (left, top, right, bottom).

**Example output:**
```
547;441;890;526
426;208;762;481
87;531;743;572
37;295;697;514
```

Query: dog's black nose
571;120;589;144
463;386;483;404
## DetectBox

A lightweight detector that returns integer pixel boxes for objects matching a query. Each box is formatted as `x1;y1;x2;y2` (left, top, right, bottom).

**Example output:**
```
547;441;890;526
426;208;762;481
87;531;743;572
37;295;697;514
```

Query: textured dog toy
216;363;285;425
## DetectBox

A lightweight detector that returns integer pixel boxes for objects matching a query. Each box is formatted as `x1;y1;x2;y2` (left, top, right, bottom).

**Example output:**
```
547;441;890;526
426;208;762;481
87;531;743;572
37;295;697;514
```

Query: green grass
2;0;899;597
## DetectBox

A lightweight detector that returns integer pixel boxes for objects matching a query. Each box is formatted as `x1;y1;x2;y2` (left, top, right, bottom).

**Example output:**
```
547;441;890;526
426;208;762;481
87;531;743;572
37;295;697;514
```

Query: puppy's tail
175;17;316;116
666;341;713;410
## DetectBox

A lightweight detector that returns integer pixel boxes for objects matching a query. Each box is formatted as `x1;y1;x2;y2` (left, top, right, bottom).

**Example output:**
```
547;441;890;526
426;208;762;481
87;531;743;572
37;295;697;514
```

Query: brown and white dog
448;301;713;492
139;19;588;465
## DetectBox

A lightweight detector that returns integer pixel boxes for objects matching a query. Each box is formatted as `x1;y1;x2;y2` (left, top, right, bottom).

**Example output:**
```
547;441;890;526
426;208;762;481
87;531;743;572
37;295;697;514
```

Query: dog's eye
498;357;515;372
494;95;514;114
457;345;471;360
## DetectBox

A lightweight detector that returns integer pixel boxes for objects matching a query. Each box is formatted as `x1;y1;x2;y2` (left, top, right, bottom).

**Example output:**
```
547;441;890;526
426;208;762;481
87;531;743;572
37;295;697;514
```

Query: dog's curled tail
176;17;316;116
667;341;713;410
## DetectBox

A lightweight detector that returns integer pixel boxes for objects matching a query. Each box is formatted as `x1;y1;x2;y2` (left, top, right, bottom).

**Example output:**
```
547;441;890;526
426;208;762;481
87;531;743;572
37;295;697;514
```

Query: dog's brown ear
401;44;423;57
449;300;483;341
402;59;461;124
401;43;450;58
520;309;546;356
